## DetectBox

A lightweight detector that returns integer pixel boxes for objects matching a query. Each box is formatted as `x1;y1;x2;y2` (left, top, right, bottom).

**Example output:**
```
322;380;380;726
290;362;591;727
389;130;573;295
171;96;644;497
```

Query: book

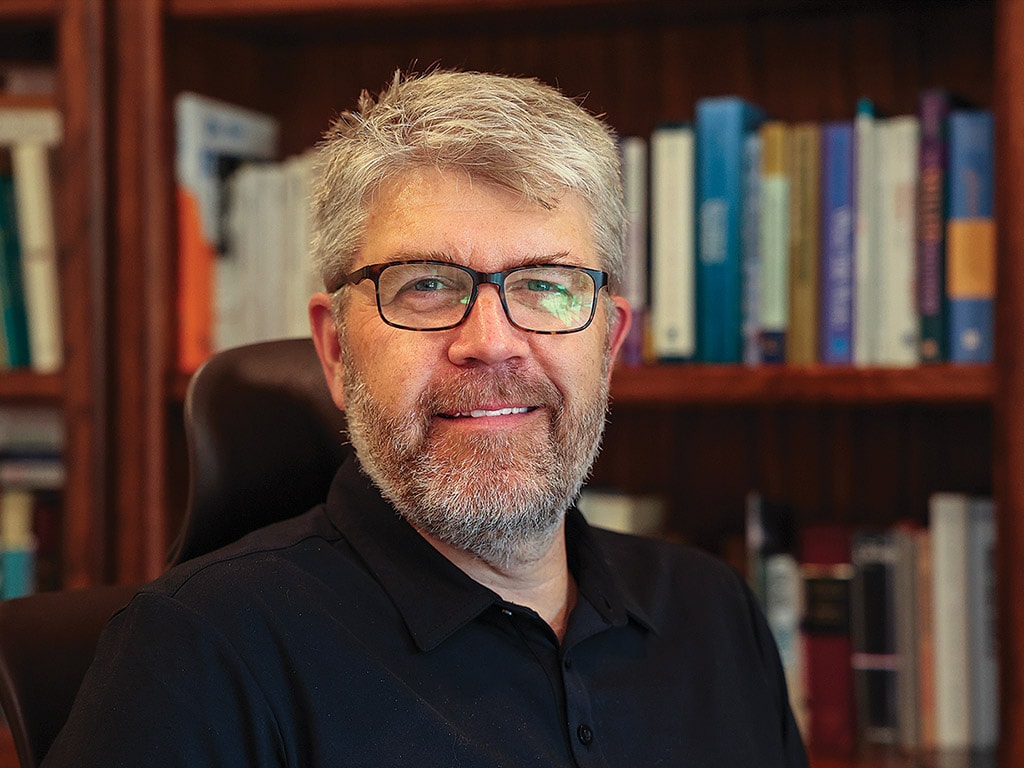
619;136;649;366
695;96;765;362
929;492;971;749
818;121;855;364
0;103;63;373
741;132;763;365
799;524;856;756
892;525;921;751
875;115;921;367
0;173;31;367
576;489;667;536
916;89;959;362
758;121;792;364
745;493;807;737
853;98;881;366
282;150;319;339
786;122;821;365
966;498;998;750
175;92;279;372
849;530;899;746
0;487;36;599
945;109;995;363
649;124;696;361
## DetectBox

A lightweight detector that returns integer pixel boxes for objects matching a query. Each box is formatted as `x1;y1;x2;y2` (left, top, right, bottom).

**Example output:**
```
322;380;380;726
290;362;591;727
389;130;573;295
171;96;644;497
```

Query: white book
929;492;971;749
876;116;921;366
283;150;319;338
577;489;666;536
649;125;695;360
854;101;881;366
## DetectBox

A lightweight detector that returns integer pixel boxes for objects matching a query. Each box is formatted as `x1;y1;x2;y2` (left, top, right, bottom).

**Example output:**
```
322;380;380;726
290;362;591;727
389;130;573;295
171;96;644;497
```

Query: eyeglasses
328;260;609;334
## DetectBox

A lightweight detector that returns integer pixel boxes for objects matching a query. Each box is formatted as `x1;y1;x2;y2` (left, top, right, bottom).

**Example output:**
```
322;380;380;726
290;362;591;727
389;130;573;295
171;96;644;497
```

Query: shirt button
577;724;594;746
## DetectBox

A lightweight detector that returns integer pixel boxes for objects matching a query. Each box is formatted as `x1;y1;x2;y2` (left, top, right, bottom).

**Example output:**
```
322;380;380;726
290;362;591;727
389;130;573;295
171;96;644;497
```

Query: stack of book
623;88;995;368
0;405;64;597
0;69;63;374
747;491;998;757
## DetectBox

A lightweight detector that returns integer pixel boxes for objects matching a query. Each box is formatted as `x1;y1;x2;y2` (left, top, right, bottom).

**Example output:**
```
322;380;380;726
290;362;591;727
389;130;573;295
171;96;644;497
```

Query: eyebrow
386;250;577;269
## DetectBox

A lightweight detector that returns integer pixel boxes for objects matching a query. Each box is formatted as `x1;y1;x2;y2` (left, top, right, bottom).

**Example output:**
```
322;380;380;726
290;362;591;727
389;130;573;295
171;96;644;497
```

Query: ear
309;292;347;411
605;295;632;385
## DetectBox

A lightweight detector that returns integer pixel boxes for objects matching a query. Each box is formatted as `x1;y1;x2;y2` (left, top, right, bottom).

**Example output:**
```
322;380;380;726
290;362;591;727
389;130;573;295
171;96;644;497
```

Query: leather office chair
0;337;349;767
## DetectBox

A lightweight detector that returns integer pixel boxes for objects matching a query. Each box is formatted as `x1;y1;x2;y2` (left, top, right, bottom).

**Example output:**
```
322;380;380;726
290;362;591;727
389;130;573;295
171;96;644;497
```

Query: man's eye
526;279;569;295
410;277;448;292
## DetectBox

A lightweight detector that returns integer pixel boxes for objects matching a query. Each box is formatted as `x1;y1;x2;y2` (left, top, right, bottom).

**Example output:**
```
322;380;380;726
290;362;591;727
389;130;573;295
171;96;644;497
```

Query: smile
441;406;536;419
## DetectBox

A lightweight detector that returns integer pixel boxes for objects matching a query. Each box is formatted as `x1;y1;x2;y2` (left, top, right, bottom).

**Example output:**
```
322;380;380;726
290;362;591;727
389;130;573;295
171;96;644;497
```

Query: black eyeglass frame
328;259;610;334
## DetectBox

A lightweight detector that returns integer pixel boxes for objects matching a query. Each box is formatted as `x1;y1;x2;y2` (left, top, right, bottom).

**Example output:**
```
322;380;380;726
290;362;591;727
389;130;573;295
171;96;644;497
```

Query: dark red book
799;524;856;756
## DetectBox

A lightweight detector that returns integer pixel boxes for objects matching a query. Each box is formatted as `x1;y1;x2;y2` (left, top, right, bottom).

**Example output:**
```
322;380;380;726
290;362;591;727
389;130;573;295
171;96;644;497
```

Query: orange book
174;92;278;373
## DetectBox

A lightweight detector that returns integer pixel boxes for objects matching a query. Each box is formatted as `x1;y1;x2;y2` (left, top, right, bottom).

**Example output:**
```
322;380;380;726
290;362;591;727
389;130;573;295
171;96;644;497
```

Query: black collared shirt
45;456;808;767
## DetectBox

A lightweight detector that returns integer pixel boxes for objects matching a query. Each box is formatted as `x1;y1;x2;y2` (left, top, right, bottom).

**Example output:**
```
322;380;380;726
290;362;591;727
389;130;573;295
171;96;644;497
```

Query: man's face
311;168;630;567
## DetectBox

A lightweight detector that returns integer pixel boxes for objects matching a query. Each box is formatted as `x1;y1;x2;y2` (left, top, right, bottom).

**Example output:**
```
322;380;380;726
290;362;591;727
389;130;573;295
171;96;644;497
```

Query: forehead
356;168;596;270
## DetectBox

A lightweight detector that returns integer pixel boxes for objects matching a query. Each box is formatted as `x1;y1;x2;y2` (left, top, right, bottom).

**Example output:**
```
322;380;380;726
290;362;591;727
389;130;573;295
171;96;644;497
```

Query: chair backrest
0;583;141;768
168;336;350;565
0;338;349;767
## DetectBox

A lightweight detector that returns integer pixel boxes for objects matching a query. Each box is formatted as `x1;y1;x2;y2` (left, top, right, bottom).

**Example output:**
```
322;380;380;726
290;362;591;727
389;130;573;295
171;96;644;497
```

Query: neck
418;523;577;642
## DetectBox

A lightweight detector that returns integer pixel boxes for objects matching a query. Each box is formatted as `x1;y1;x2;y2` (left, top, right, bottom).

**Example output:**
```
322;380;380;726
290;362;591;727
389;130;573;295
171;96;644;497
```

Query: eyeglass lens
375;263;598;332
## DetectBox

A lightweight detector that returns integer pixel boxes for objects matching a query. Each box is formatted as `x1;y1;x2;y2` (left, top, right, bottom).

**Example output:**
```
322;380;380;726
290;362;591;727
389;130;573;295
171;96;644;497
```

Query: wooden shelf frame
109;1;1019;766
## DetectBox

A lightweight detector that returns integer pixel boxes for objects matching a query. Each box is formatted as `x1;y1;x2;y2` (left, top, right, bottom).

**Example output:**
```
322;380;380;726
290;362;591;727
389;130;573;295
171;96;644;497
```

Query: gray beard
341;352;611;570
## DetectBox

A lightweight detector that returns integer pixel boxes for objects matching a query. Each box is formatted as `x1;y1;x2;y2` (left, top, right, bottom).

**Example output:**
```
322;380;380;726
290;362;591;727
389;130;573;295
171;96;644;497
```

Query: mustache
418;367;563;417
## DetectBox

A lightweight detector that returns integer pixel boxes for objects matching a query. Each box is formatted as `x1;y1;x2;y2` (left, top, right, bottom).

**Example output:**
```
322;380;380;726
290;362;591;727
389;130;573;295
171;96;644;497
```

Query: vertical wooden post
994;1;1024;765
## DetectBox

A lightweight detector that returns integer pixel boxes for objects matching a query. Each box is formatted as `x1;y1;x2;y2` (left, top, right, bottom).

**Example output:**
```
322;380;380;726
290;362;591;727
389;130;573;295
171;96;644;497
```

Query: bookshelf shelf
611;364;994;406
0;371;61;402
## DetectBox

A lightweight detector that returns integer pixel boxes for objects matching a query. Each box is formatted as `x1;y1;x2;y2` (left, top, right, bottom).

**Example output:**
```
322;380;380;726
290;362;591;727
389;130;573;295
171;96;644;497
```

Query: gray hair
310;69;626;293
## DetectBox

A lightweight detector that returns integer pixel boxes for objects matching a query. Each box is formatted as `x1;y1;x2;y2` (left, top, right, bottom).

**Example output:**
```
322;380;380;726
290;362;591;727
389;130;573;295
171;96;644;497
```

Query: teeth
458;407;530;418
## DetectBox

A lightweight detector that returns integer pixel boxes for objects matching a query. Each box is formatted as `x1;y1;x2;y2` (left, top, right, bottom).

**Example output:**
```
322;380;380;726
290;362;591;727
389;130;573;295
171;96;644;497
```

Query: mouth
437;406;539;419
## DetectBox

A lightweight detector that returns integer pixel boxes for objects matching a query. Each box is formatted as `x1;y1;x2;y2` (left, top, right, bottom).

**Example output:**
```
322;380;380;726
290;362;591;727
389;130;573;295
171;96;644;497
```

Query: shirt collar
324;455;654;651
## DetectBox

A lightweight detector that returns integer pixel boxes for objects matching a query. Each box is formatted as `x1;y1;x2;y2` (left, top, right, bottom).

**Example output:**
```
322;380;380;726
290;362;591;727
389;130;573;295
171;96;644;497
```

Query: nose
447;284;530;366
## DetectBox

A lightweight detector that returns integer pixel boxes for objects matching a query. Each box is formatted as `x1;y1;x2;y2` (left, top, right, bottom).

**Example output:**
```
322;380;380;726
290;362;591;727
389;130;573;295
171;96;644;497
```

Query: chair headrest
169;338;350;566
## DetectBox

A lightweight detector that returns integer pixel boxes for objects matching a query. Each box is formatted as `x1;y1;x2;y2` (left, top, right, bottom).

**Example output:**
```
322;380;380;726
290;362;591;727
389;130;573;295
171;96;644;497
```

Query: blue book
695;96;765;362
946;109;995;363
0;176;31;368
819;122;855;364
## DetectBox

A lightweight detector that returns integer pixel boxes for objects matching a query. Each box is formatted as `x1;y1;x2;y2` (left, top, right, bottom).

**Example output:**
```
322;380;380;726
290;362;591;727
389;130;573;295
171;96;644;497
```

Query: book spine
946;109;995;363
758;121;791;364
967;498;998;749
875;116;921;367
11;142;62;373
786;122;821;365
799;524;856;756
853;99;880;366
916;89;953;362
850;530;899;746
0;174;31;367
620;136;649;366
929;492;971;748
0;487;36;598
819;122;855;364
741;133;763;366
696;97;764;363
649;125;696;361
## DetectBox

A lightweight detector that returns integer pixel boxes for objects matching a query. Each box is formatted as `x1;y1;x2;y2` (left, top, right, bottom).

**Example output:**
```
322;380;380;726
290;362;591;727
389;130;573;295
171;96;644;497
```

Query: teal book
695;96;765;362
0;175;31;368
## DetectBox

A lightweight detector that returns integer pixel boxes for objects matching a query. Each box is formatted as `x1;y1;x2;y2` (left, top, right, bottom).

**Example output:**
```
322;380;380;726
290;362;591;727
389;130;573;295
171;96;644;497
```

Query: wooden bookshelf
98;0;1016;766
0;0;109;593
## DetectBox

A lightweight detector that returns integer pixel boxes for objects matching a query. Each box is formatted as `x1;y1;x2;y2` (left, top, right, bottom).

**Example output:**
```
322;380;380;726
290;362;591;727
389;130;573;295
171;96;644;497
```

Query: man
44;70;808;767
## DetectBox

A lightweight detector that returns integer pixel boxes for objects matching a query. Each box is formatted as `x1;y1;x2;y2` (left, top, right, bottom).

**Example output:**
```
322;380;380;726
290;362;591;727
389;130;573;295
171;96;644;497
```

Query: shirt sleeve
41;591;286;768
